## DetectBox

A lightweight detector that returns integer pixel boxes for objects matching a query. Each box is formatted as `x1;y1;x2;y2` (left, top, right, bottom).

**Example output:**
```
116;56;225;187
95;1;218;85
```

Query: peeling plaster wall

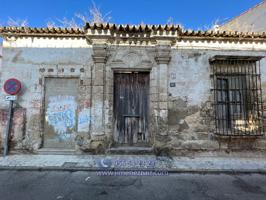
164;49;266;154
169;51;211;106
0;44;2;69
0;45;2;91
0;47;93;151
0;108;26;150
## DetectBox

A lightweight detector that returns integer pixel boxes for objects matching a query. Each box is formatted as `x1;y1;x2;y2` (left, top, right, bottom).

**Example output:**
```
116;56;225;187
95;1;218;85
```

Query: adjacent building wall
219;1;266;32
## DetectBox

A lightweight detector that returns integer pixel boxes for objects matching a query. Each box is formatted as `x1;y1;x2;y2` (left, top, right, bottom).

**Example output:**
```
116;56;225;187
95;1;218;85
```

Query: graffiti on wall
91;102;103;133
77;100;91;132
77;101;102;133
78;100;91;110
78;108;91;132
45;96;103;136
46;95;77;140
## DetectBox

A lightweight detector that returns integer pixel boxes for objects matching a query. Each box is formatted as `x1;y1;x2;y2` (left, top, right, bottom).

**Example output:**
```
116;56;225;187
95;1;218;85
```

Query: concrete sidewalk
1;153;266;173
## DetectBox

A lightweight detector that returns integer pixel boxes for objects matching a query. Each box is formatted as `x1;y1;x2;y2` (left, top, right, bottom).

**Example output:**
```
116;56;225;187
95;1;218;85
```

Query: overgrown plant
1;1;111;28
47;1;111;28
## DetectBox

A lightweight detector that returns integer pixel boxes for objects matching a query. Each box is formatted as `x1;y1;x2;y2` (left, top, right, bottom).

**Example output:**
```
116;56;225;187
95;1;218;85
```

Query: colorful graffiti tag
46;95;77;140
77;101;102;133
78;108;90;132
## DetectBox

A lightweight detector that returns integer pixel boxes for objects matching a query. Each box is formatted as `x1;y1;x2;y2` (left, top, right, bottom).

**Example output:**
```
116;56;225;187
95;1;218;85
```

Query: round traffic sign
3;78;22;95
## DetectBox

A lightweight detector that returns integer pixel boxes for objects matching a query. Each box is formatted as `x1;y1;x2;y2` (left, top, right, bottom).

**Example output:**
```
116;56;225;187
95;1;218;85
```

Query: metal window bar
211;59;263;136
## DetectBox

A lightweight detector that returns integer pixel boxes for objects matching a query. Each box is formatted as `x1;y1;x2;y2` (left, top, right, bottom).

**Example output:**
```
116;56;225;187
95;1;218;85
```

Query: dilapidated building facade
0;24;266;155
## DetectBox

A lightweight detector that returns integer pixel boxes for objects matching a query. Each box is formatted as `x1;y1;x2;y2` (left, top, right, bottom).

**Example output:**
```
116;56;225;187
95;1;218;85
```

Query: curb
0;166;266;174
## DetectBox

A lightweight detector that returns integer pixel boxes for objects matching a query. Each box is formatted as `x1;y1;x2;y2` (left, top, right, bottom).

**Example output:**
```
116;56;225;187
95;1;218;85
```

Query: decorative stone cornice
92;44;108;64
85;23;180;46
155;45;171;64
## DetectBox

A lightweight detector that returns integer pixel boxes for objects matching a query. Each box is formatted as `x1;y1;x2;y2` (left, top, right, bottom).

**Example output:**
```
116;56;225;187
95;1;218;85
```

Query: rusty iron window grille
210;56;264;137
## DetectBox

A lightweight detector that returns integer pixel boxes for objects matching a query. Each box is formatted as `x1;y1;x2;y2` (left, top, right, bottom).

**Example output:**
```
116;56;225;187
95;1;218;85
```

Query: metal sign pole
3;100;14;157
2;78;22;156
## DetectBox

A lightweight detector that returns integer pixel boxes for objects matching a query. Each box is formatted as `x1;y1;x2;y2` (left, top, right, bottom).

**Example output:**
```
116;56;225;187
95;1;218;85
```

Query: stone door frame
90;44;172;150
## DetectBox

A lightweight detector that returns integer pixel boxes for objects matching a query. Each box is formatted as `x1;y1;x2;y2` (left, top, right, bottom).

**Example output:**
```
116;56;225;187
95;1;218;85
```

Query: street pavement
2;154;266;172
0;171;266;200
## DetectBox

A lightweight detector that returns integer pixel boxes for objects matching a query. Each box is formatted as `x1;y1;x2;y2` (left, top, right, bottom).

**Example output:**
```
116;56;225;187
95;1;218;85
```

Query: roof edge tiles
0;27;84;37
0;23;266;40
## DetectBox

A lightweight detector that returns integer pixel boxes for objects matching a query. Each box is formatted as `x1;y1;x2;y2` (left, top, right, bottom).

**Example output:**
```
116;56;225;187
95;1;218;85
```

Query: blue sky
0;0;263;29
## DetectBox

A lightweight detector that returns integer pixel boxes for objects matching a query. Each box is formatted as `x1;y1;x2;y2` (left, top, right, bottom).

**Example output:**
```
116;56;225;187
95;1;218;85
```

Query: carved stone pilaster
92;44;108;64
155;45;171;64
90;43;108;137
155;45;171;136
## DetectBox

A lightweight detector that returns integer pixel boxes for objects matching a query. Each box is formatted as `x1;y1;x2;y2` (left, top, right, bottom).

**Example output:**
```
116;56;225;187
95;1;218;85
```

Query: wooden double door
114;72;150;146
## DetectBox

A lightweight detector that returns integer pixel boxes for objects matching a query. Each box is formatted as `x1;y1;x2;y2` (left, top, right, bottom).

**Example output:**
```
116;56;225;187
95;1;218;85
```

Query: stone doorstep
107;147;154;154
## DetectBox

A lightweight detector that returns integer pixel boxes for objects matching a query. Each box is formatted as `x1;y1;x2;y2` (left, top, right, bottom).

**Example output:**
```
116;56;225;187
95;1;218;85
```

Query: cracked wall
157;49;266;155
0;47;94;151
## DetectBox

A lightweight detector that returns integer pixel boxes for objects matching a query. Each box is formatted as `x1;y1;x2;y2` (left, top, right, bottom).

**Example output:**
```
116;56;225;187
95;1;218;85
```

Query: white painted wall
3;36;266;52
3;37;90;48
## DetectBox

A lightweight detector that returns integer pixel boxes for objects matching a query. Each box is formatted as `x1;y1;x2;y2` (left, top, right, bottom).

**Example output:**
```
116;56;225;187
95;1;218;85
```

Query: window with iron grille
210;56;264;136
